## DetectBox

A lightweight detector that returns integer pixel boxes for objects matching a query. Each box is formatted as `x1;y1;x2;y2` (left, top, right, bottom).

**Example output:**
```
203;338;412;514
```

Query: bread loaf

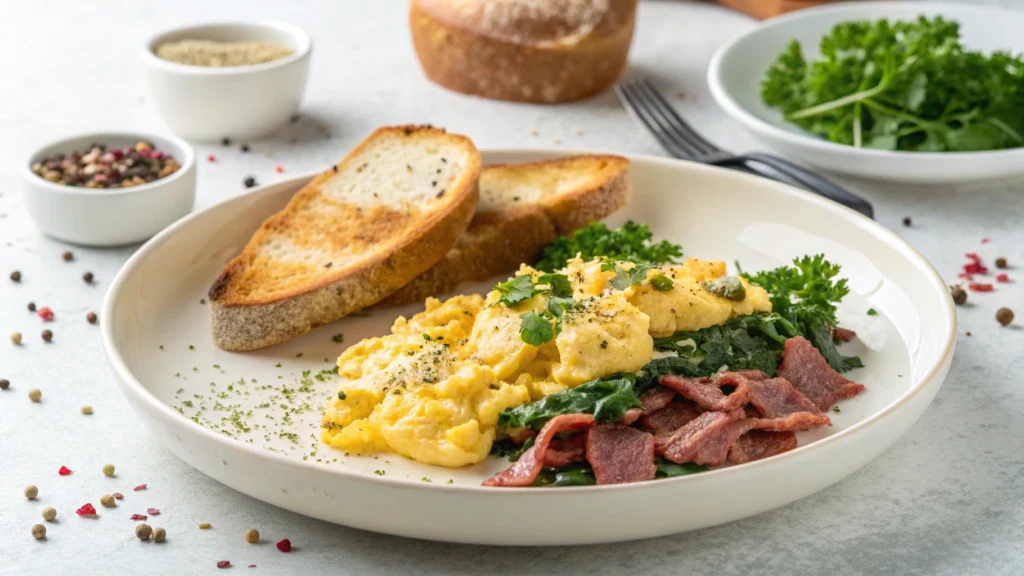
410;0;637;103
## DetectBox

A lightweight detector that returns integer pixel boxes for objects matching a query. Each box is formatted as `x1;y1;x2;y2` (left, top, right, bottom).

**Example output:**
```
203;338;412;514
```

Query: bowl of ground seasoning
142;22;311;142
22;132;195;246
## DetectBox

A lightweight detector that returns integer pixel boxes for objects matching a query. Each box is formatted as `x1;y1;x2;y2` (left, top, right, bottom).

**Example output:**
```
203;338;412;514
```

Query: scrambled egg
321;257;771;467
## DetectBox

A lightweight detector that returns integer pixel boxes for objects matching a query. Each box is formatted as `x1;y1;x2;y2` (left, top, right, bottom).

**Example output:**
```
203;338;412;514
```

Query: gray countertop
2;1;1022;574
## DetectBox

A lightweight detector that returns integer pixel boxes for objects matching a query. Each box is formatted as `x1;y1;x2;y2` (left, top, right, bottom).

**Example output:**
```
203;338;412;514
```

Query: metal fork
616;78;874;219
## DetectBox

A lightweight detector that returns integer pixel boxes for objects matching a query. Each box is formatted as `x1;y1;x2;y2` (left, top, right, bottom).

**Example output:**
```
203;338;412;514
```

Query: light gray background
1;1;1022;574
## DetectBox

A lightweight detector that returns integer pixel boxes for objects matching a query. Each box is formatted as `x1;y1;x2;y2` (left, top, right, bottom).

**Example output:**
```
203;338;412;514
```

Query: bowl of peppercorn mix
141;21;312;142
22;132;196;246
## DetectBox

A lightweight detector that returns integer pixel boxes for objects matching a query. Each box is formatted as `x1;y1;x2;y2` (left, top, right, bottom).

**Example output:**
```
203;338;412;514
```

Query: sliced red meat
586;424;656;485
740;375;824;419
483;414;595;487
660;375;750;412
833;327;857;343
640;387;676;412
544;434;587;467
619;408;643;426
778;336;865;411
750;412;830;432
655;409;749;466
728;430;798;464
639;399;700;437
621;386;676;425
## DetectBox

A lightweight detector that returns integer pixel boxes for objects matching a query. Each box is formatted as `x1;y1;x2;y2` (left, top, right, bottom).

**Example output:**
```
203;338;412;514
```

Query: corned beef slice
621;387;676;425
620;408;643;426
778;336;865;411
483;414;595;487
659;374;751;412
586;424;657;485
656;409;749;466
639;399;700;437
739;374;827;421
728;431;798;464
545;434;588;467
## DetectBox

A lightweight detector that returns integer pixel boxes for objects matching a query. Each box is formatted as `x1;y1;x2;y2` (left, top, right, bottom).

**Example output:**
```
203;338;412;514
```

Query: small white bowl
22;132;196;247
708;2;1024;183
141;21;312;142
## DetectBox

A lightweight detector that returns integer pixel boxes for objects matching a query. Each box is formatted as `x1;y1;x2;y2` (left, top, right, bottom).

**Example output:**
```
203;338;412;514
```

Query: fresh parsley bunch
762;16;1024;152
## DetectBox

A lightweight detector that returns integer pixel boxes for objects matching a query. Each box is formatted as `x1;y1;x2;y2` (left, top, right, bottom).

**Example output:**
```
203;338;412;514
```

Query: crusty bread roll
410;0;637;103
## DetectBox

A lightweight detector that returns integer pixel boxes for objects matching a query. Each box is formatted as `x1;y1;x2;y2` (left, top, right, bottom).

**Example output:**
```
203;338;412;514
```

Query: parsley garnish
520;311;555;346
332;333;345;343
762;17;1024;152
867;308;878;316
536;221;683;272
494;273;575;346
495;274;536;306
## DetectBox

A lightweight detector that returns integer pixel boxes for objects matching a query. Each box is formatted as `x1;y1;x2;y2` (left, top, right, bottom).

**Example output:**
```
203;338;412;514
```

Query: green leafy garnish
867;308;878;316
520;311;555;346
495;274;536;306
498;375;642;430
762;16;1024;152
331;333;344;344
652;313;794;378
743;255;862;372
536;221;683;272
534;463;597;487
490;436;535;461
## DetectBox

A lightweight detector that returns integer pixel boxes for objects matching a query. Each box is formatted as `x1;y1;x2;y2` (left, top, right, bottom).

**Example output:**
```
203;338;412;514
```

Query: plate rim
101;149;957;495
707;0;1024;161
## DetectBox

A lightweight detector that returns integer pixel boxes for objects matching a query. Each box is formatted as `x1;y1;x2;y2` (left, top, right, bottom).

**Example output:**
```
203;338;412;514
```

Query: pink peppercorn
39;307;55;321
76;503;97;516
58;465;72;476
276;538;292;552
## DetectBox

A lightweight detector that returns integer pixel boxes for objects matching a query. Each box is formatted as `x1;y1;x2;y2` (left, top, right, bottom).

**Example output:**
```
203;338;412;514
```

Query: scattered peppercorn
32;142;180;189
275;165;284;173
11;332;22;345
218;561;232;569
199;522;212;530
102;464;115;477
100;494;115;508
154;527;166;543
0;379;9;390
133;483;147;491
995;257;1008;269
59;466;72;476
25;485;38;499
113;492;123;499
38;307;54;321
276;538;292;552
241;144;250;153
207;154;217;162
42;507;56;521
902;217;912;227
83;271;94;283
136;523;153;541
42;330;53;343
245;528;260;543
244;176;257;188
222;137;232;146
29;389;41;402
32;524;46;540
147;508;160;515
997;307;1014;326
62;251;73;262
81;406;93;415
950;285;967;306
87;312;97;324
76;503;97;516
27;302;36;312
10;270;21;282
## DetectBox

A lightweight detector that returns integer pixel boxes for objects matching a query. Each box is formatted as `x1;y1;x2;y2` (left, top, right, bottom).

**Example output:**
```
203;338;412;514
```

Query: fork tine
616;80;704;158
634;78;722;155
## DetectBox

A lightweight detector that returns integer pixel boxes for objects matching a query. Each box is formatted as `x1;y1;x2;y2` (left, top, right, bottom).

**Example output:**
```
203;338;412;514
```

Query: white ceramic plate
707;2;1024;183
102;150;955;545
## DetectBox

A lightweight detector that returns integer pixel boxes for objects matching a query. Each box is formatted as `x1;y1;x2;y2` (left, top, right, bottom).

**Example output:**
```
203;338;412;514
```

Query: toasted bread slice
380;154;629;306
209;125;481;350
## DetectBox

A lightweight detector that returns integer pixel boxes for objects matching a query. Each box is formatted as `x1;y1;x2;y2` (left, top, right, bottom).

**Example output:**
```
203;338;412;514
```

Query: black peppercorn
950;285;967;306
995;257;1008;269
997;307;1014;326
902;217;912;227
10;271;21;282
86;312;97;324
222;137;232;146
244;176;257;188
240;144;250;153
0;379;8;390
62;251;73;262
41;330;53;343
27;302;36;312
83;271;94;283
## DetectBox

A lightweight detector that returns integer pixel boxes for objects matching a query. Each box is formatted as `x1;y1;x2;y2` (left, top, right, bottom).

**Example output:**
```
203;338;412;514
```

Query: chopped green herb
295;353;303;358
536;221;683;272
332;333;345;343
867;308;878;316
188;345;195;351
495;274;536;306
337;391;347;400
520;311;555;346
373;470;385;476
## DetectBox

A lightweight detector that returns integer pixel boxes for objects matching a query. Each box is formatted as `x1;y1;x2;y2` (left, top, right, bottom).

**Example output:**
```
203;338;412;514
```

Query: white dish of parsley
708;2;1024;183
101;149;955;545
